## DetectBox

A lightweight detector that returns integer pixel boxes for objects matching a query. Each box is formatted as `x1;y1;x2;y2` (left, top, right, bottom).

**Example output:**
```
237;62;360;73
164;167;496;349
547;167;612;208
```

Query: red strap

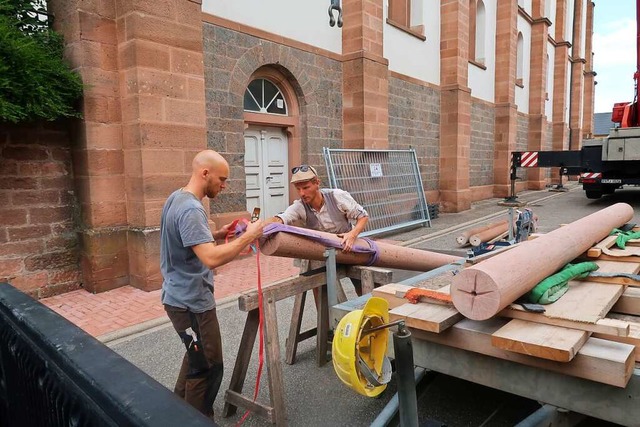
225;219;254;256
234;228;264;426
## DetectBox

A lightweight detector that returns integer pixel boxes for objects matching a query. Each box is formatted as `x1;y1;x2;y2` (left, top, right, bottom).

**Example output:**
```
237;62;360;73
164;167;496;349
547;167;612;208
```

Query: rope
226;221;263;426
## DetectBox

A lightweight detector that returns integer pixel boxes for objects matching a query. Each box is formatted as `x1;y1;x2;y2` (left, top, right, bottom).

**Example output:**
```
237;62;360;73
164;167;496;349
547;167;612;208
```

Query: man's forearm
351;216;368;236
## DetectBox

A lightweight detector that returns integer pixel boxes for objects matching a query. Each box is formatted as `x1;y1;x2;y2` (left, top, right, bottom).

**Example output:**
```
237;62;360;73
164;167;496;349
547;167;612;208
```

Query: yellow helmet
332;297;392;397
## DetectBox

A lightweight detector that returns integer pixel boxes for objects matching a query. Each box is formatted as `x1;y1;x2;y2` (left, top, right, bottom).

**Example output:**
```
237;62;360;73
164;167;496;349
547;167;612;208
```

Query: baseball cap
290;165;318;183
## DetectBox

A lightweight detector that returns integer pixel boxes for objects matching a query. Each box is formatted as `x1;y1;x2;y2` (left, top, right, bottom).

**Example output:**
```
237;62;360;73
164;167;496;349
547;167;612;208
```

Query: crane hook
328;0;343;28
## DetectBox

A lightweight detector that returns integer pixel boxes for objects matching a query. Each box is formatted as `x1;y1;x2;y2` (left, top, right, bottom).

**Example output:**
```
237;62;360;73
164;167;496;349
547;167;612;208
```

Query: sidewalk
40;186;576;339
41;255;299;338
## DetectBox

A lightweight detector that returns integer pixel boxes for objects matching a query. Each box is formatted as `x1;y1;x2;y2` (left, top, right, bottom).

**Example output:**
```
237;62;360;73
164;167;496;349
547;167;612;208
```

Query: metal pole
369;368;427;427
324;248;338;330
504;152;519;203
508;207;515;241
393;324;419;427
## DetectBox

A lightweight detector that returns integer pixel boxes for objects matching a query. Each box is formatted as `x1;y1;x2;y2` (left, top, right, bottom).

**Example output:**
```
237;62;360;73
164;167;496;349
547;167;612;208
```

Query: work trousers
165;305;224;418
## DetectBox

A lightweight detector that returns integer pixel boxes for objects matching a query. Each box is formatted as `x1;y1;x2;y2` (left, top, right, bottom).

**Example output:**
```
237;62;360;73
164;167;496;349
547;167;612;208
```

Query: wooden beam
345;265;393;285
491;319;590;362
575;260;640;286
499;309;629;336
225;390;274;422
389;302;462;333
238;271;344;311
411;318;634;388
612;287;640;315
594;313;640;362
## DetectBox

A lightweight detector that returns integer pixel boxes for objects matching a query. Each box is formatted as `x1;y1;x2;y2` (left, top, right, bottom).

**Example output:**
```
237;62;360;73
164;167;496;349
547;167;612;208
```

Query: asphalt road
109;185;640;426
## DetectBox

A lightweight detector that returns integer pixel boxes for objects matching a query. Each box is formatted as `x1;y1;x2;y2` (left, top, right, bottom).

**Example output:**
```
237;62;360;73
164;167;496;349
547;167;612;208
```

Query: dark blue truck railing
0;283;214;427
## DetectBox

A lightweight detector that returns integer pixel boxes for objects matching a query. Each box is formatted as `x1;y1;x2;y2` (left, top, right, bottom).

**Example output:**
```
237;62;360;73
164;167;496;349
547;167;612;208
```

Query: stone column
582;1;596;139
49;0;207;292
552;0;571;159
342;0;389;149
569;0;585;150
438;0;471;212
117;0;207;291
527;0;551;189
493;0;518;197
49;0;129;293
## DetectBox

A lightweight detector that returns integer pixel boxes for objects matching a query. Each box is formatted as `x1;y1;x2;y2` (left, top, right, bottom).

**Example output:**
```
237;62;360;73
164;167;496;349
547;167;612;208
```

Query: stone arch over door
244;67;302;181
205;36;342;226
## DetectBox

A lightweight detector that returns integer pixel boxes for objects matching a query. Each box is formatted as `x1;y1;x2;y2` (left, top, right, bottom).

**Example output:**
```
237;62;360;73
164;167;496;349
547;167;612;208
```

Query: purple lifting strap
234;222;380;266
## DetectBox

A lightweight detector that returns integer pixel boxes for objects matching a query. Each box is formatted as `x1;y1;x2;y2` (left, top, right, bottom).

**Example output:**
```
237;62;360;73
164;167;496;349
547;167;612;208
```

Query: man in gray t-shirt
160;150;263;419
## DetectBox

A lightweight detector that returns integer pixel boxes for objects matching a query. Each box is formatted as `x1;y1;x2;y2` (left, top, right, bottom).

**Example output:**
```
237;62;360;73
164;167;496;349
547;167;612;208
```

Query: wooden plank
498;308;630;337
410;318;634;388
491;319;589;362
262;296;287;425
593;253;640;263
587;235;617;258
285;291;307;365
612;287;640;315
223;310;260;418
372;283;413;308
389;302;462;333
506;280;623;324
373;283;450;309
594;313;640;362
345;265;393;285
225;390;274;422
576;260;640;286
238;270;345;311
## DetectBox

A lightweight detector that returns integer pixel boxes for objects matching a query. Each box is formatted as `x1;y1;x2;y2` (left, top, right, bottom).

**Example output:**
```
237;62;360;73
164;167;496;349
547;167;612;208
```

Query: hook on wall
328;0;343;28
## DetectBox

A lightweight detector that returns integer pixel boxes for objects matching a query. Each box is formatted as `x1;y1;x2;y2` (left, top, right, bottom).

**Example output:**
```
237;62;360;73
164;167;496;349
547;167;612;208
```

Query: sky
593;0;637;113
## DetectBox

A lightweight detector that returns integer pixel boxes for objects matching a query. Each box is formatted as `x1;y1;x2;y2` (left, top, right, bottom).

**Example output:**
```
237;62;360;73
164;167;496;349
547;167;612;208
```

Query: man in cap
268;164;369;293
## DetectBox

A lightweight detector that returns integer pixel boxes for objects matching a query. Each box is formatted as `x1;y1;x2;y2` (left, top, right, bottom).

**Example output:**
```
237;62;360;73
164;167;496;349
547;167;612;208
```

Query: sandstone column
117;0;207;290
342;0;389;149
569;0;585;150
493;0;518;198
582;1;596;139
527;0;551;189
439;0;471;212
49;0;129;293
551;0;572;186
49;0;207;292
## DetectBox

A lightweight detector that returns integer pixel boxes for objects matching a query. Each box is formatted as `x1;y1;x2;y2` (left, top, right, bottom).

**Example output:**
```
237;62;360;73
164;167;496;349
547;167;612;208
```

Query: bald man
160;149;264;419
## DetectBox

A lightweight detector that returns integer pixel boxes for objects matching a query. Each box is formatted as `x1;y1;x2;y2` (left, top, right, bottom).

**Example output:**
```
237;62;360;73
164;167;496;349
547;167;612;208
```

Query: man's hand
244;219;265;241
214;221;235;240
337;230;358;252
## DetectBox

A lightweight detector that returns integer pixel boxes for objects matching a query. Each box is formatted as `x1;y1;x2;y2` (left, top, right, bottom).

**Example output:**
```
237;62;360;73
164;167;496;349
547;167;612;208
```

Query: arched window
243;78;288;115
469;0;486;65
516;32;524;87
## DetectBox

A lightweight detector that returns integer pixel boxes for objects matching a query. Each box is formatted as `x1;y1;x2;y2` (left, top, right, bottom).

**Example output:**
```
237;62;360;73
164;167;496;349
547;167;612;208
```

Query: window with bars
243;78;288;115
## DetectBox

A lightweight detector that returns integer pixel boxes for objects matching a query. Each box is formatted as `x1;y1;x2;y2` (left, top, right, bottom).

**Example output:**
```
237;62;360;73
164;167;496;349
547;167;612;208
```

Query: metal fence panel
323;148;431;236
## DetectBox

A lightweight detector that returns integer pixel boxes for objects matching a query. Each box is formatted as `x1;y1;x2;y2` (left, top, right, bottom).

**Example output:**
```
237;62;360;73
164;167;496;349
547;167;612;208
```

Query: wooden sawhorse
222;264;392;425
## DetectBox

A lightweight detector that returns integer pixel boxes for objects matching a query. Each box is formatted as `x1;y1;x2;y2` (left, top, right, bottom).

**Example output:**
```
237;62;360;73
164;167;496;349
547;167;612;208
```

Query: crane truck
510;0;640;199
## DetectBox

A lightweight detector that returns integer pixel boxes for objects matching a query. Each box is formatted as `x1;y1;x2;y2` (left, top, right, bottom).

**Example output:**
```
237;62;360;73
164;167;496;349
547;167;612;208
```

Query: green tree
0;0;83;123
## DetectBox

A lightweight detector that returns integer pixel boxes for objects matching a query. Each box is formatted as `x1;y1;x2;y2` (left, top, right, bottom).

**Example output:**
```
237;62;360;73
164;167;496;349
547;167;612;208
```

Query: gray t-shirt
160;189;215;313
